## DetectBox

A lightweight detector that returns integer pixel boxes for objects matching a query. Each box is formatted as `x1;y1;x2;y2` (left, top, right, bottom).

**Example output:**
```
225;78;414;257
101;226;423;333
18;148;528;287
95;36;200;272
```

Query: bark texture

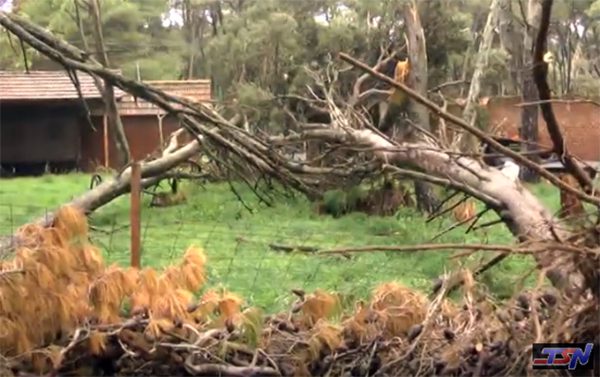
498;0;524;95
403;0;438;213
520;0;542;182
461;0;501;150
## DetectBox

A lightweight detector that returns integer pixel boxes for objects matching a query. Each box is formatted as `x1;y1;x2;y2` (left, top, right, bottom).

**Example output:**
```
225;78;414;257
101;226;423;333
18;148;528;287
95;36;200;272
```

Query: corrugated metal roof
148;80;211;102
117;79;212;116
0;70;125;101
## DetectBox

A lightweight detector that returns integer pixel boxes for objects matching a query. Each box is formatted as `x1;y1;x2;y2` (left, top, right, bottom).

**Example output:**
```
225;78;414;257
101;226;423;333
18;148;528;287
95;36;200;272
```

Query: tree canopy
1;0;598;114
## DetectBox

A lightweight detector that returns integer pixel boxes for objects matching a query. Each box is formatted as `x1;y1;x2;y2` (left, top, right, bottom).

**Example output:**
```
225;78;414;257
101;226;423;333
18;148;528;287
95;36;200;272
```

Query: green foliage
0;174;556;311
2;0;182;79
236;83;274;109
588;0;600;17
346;185;369;209
419;0;472;86
320;185;372;218
2;0;597;114
475;105;491;131
322;189;349;217
481;48;512;95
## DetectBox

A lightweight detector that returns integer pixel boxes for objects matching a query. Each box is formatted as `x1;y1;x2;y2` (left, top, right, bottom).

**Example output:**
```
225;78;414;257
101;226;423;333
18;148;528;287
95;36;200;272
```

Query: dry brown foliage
0;206;598;377
150;191;188;207
452;199;477;223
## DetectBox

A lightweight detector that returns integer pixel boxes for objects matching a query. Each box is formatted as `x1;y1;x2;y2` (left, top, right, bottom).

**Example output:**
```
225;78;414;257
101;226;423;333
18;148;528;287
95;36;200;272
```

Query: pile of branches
0;206;597;377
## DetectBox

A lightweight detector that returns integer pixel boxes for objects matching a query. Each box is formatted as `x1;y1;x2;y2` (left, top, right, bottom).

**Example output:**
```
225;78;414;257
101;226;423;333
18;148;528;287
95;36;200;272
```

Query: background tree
2;0;599;197
520;0;542;183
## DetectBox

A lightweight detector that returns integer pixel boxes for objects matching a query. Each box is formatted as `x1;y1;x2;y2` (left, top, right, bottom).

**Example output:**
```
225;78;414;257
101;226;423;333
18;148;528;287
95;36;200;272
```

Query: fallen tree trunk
283;52;596;293
338;52;600;208
273;125;580;292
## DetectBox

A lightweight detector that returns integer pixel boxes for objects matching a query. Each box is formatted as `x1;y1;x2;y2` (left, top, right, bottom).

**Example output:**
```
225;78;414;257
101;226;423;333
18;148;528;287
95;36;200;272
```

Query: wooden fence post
130;161;142;268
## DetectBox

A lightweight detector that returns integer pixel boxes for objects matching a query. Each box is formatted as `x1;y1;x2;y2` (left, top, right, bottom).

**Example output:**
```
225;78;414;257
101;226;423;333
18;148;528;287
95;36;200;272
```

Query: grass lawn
0;173;560;312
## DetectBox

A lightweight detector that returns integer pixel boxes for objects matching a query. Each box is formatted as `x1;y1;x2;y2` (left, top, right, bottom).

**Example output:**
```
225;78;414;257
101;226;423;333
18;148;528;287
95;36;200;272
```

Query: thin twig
319;243;527;255
514;98;600;108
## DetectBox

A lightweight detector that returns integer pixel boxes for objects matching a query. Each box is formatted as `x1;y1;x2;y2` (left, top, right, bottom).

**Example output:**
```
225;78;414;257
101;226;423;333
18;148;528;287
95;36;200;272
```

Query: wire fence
0;201;452;311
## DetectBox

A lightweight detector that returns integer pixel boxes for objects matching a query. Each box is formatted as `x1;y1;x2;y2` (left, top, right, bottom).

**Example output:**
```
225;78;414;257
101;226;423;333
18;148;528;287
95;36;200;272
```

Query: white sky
161;8;184;27
0;0;13;12
160;6;334;28
0;0;584;38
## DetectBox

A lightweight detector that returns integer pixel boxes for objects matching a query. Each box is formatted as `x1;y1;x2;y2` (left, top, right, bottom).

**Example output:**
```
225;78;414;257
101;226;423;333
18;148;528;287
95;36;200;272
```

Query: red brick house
0;71;211;175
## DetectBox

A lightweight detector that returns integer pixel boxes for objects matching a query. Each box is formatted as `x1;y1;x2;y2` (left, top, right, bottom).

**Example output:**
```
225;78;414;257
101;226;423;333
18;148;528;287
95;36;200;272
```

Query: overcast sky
0;0;13;12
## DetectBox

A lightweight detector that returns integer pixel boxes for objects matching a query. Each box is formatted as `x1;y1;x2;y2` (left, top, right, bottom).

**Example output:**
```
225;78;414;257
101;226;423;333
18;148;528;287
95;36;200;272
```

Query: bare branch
533;0;594;193
514;98;600;108
338;52;600;207
318;242;592;256
428;79;470;93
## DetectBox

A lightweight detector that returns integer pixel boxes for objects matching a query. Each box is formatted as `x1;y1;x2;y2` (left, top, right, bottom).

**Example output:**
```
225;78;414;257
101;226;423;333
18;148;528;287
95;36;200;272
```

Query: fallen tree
0;3;599;375
1;1;599;298
0;12;373;253
271;54;596;293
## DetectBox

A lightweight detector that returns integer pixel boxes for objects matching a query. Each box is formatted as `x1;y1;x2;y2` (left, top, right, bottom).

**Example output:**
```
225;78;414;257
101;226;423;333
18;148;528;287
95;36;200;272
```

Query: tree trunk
184;0;197;79
498;0;523;95
520;0;542;183
458;11;485;97
461;0;501;151
290;125;582;292
89;0;131;169
403;0;438;213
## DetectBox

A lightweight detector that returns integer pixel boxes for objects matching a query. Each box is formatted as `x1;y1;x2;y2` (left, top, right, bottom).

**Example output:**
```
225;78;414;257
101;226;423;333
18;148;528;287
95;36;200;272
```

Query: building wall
485;97;600;161
428;97;599;161
80;113;183;171
0;103;81;164
80;116;106;171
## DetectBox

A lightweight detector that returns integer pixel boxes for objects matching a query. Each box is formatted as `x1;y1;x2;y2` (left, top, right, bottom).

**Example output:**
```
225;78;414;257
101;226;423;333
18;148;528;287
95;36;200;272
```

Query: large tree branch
289;124;581;290
75;0;131;168
533;0;594;192
338;52;600;207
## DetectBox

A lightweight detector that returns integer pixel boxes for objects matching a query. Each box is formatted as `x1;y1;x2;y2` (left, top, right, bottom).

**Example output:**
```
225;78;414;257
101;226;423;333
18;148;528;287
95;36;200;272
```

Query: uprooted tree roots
0;206;598;377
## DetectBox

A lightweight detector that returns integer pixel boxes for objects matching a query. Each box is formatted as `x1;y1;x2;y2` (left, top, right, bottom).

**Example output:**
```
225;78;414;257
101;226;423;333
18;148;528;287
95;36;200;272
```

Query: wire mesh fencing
0;201;470;311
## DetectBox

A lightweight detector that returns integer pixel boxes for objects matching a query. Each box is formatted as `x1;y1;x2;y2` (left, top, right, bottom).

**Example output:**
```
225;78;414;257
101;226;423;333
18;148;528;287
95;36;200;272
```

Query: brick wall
80;114;183;171
485;96;600;161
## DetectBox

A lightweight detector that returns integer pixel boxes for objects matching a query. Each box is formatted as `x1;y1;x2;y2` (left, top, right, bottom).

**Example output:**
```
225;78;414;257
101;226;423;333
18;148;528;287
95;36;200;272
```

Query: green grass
0;173;559;312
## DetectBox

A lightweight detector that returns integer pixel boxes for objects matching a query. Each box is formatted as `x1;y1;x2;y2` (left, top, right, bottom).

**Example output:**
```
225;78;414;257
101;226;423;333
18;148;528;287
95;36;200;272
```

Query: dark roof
540;159;600;174
0;70;125;101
